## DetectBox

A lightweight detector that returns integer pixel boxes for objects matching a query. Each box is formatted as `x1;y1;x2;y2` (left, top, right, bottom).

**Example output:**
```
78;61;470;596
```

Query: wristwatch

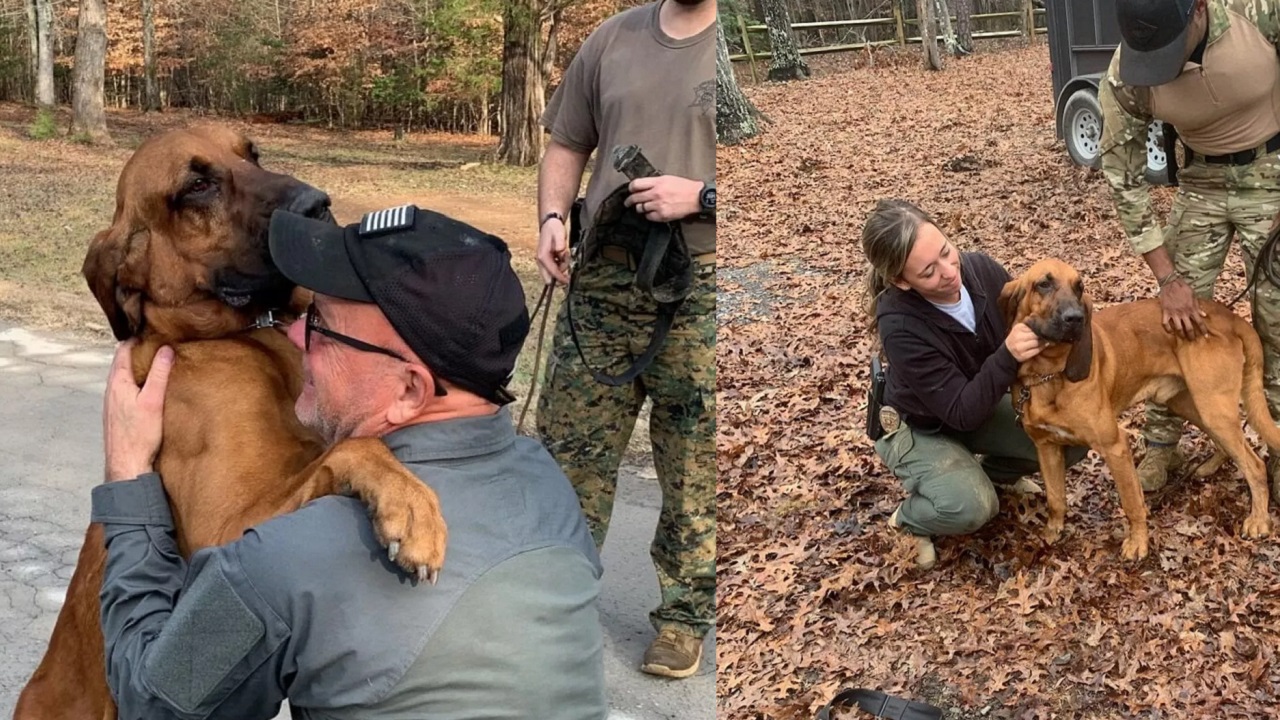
698;181;716;218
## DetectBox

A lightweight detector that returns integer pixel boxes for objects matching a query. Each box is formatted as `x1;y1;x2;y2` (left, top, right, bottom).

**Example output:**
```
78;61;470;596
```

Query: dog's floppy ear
1064;296;1094;382
82;223;150;340
998;278;1027;332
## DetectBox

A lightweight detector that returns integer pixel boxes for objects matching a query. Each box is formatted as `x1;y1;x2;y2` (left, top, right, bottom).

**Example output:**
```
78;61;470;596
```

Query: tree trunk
142;0;160;111
35;0;54;107
716;19;763;146
916;0;942;70
955;0;973;54
71;0;111;142
935;0;960;56
496;0;544;166
26;0;37;98
760;0;809;82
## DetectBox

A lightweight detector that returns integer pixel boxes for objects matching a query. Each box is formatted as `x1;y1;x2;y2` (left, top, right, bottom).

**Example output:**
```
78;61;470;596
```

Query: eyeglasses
304;302;448;396
305;302;409;362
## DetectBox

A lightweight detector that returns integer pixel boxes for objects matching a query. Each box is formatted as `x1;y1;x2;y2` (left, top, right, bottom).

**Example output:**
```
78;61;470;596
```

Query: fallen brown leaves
717;42;1280;719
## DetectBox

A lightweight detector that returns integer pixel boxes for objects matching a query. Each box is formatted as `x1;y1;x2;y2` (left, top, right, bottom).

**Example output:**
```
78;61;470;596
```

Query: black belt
1194;132;1280;166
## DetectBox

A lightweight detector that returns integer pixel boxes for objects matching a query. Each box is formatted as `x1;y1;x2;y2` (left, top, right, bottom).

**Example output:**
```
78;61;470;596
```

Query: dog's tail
1238;314;1280;451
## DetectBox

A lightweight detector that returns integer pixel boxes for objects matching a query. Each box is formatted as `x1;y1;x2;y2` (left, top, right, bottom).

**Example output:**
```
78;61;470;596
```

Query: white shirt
929;285;976;333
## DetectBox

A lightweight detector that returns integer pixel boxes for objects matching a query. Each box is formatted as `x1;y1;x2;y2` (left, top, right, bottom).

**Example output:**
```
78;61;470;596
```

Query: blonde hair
861;199;936;334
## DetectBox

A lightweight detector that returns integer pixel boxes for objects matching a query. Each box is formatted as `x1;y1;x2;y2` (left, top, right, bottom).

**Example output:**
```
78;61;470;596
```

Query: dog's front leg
291;437;447;582
1035;442;1068;545
1098;438;1149;560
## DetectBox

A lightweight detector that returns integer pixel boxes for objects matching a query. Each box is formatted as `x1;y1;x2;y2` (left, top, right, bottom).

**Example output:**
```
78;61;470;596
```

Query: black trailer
1046;0;1170;183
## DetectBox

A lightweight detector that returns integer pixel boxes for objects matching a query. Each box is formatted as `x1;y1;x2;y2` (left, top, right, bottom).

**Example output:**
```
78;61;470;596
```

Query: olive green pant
874;395;1088;537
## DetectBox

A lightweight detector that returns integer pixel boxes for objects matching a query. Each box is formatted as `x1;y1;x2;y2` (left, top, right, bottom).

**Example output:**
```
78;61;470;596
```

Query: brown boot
1138;442;1184;492
640;626;704;679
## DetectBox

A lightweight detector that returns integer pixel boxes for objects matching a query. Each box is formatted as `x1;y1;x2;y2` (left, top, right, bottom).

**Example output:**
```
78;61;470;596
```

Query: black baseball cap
268;204;530;405
1117;0;1198;86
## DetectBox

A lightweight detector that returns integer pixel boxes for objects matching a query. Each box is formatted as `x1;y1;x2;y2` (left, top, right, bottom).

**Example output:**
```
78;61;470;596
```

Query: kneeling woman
861;199;1086;569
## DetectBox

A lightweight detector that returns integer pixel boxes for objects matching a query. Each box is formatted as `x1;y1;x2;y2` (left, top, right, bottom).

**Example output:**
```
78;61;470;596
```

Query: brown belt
598;246;715;266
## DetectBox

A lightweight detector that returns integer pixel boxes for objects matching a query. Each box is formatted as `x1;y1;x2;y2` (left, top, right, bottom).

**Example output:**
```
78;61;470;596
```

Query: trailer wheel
1145;120;1170;185
1063;89;1102;168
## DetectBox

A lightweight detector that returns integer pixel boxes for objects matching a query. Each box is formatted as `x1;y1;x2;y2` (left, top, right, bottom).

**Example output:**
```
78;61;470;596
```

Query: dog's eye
1036;279;1054;292
187;178;215;195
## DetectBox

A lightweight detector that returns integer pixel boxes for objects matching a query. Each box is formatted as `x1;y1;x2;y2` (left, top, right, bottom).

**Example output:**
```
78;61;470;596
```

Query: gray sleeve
92;474;293;720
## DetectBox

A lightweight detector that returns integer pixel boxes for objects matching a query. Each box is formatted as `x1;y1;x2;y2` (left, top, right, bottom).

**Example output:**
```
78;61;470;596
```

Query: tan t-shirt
542;0;716;256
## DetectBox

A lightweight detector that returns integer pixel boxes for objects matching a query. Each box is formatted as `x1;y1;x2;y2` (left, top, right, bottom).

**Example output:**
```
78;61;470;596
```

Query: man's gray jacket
90;408;607;719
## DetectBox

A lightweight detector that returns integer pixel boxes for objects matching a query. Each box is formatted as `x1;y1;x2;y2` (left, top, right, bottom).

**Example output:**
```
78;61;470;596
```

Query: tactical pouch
569;197;584;250
1163;123;1180;187
867;356;888;441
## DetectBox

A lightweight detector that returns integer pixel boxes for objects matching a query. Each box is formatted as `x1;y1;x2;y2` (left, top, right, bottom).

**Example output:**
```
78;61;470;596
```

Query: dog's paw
1121;534;1149;561
1041;521;1063;545
370;486;447;584
1242;514;1271;539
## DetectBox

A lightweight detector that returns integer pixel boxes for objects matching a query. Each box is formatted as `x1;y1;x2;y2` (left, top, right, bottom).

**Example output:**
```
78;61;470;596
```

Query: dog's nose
287;186;332;220
1061;308;1084;325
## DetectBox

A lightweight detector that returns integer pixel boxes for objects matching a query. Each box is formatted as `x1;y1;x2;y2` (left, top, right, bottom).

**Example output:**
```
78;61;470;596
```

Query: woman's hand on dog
103;340;175;482
1005;322;1044;362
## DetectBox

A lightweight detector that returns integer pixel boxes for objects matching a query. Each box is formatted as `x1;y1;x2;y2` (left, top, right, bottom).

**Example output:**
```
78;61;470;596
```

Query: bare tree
916;0;942;70
71;0;111;142
35;0;54;107
935;0;961;56
142;0;160;112
955;0;973;54
497;0;564;166
760;0;809;82
716;18;764;145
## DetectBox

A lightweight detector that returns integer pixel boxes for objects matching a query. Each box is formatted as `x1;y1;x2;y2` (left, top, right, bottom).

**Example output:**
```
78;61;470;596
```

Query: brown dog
1000;258;1277;561
14;125;448;720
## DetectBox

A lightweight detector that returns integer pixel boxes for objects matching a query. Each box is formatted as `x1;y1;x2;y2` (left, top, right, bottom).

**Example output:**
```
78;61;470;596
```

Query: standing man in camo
1100;0;1280;494
533;0;716;679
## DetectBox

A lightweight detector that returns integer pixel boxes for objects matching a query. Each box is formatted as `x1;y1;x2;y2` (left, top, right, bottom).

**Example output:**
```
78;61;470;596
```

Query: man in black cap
1099;0;1280;494
91;204;607;719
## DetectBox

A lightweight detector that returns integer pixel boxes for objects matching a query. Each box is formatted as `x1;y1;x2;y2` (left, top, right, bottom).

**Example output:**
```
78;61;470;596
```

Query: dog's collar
246;310;290;331
1013;372;1060;426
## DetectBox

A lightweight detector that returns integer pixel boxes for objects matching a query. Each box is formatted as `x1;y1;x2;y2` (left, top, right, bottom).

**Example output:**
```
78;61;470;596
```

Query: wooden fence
728;8;1046;62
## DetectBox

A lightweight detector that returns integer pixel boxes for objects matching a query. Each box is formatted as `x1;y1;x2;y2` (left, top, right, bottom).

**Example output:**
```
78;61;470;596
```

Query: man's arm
93;475;291;720
95;342;290;719
1097;53;1208;338
536;139;591;285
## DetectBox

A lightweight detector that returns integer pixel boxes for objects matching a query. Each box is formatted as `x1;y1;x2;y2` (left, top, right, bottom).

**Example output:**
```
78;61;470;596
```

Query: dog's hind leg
1167;387;1271;539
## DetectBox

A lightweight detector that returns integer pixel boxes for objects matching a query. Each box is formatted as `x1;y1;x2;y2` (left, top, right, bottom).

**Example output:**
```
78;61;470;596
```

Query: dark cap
268;204;530;405
1117;0;1198;86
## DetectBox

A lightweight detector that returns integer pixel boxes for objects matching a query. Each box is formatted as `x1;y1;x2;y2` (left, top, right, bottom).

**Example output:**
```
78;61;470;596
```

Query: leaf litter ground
717;42;1280;719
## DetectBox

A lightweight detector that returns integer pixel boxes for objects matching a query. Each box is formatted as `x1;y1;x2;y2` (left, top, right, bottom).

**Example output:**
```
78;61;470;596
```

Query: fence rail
728;8;1046;62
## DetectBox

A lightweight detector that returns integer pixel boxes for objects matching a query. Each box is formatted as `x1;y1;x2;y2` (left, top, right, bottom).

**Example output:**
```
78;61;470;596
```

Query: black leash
516;282;557;434
1226;222;1280;308
815;688;943;720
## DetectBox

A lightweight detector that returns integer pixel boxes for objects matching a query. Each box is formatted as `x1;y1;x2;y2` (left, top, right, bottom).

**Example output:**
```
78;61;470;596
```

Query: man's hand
536;216;570;286
1005;322;1045;362
1159;277;1209;340
104;341;175;482
624;175;702;222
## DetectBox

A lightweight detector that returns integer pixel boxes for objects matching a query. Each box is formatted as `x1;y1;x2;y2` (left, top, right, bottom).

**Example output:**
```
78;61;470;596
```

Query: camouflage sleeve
1239;0;1280;44
1098;50;1165;256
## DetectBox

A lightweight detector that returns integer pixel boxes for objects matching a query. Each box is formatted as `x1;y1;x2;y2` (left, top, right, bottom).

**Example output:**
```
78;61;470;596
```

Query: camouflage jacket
1099;0;1280;255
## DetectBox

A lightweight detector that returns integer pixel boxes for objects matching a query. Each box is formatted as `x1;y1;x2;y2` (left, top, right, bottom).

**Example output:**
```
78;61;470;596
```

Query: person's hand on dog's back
1159;277;1209;340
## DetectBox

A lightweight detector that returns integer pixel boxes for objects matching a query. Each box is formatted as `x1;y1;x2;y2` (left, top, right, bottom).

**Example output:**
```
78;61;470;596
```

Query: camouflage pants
536;256;716;638
1146;154;1280;443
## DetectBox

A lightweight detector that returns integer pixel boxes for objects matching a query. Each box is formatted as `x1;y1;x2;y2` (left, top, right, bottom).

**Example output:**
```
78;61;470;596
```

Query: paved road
0;324;714;719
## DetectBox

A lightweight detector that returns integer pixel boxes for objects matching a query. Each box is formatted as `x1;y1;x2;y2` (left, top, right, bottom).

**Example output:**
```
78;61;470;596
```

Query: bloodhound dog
14;125;447;720
1000;259;1277;561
